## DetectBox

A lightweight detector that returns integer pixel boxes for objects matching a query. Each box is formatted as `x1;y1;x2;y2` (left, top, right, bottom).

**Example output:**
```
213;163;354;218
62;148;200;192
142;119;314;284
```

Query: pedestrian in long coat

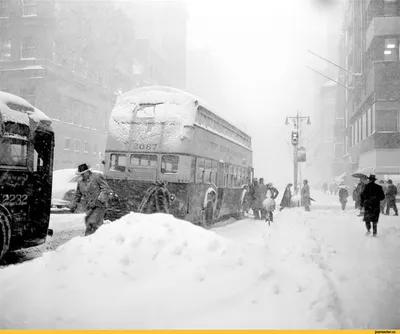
385;179;399;216
250;178;259;218
279;183;293;211
254;178;268;219
70;163;111;236
301;179;311;211
360;174;385;236
353;176;367;215
338;183;349;211
378;180;387;214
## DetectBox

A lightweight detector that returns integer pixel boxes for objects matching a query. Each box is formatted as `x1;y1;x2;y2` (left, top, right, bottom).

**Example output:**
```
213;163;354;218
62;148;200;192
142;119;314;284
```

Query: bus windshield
0;138;28;167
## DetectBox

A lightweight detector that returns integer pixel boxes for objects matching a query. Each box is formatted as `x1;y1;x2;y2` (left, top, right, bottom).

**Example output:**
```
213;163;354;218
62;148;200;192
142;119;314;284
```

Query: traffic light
291;131;299;146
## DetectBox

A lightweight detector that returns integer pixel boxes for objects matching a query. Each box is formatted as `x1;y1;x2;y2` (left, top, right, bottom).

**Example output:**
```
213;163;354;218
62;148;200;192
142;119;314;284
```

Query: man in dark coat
360;174;385;237
385;179;399;216
301;179;311;211
279;183;293;211
70;163;111;236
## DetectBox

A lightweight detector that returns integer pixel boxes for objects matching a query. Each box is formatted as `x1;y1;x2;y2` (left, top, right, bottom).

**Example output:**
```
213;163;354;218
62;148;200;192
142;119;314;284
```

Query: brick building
337;0;400;176
0;0;147;171
0;0;188;171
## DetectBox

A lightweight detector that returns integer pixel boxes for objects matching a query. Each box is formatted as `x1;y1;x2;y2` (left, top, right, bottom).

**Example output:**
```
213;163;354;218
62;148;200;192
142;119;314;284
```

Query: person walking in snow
261;182;279;222
360;174;385;237
249;178;259;219
385;179;399;216
379;180;387;214
279;183;293;211
353;176;368;216
322;181;328;194
70;163;111;236
254;178;268;220
338;183;349;211
301;179;311;211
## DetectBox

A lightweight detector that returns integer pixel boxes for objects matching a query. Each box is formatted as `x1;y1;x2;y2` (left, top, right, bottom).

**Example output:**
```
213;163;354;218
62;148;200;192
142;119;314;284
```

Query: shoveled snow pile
0;213;282;329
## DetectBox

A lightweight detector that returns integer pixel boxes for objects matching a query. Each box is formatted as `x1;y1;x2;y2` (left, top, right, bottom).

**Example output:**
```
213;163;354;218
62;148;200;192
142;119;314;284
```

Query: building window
362;111;367;140
0;0;10;18
21;36;35;59
375;110;398;132
64;138;71;151
84;141;89;153
371;104;376;133
73;101;82;125
22;0;37;16
53;41;62;63
384;38;398;60
74;56;88;77
383;0;398;16
74;139;80;152
64;98;73;124
0;38;11;60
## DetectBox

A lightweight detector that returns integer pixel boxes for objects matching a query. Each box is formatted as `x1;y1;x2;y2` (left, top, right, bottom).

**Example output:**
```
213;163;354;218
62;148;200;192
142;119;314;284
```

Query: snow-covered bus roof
0;91;52;128
114;86;249;137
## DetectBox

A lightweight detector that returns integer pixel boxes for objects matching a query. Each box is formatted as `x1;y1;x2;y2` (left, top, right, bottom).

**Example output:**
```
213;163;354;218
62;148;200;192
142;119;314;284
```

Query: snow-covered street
0;191;399;329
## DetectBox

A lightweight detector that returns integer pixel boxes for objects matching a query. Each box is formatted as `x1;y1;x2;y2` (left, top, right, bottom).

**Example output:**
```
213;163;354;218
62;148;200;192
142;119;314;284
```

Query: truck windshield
0;138;28;167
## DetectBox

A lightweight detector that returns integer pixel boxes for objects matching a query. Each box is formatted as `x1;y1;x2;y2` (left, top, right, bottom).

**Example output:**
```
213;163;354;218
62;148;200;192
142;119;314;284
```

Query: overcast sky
184;0;341;186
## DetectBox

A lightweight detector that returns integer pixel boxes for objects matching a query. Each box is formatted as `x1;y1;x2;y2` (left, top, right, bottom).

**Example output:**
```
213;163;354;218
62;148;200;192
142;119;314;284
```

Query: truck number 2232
1;194;28;206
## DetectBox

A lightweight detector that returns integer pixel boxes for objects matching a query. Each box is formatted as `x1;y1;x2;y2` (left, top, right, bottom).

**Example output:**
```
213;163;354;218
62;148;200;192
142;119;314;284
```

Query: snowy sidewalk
215;191;400;329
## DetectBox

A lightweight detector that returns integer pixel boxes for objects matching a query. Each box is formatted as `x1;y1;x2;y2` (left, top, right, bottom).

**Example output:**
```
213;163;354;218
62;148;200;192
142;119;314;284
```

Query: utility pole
285;111;311;193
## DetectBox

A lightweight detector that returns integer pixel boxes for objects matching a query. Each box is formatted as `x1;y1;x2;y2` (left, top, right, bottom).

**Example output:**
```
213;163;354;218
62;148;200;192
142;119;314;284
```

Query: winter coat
253;183;268;209
280;187;292;208
353;182;366;206
266;186;279;200
338;186;349;203
74;172;111;210
301;184;311;206
385;184;398;205
360;182;385;223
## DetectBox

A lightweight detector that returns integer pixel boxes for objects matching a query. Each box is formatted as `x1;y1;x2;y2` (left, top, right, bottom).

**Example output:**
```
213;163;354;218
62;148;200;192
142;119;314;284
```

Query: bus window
130;154;157;167
211;161;218;184
196;158;205;182
161;155;179;174
0;139;28;167
190;157;196;182
205;159;212;183
110;153;127;172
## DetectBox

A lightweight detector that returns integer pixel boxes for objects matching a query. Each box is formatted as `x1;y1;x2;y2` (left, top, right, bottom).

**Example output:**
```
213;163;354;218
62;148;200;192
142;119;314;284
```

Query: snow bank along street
0;191;399;329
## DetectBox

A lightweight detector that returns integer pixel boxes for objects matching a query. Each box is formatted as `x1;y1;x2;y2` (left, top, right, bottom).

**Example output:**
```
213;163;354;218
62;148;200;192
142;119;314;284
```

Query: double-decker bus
0;91;54;261
104;86;253;227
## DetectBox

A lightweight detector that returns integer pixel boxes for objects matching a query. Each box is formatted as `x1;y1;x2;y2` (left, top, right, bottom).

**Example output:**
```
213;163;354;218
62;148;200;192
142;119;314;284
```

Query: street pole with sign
285;111;311;193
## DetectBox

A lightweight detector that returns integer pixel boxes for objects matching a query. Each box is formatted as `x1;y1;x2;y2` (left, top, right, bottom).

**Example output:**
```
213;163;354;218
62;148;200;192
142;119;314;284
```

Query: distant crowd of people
245;178;312;223
321;175;398;237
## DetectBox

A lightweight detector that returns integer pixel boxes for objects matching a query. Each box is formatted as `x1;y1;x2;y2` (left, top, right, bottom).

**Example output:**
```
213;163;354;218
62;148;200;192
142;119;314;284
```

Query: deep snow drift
1;191;400;329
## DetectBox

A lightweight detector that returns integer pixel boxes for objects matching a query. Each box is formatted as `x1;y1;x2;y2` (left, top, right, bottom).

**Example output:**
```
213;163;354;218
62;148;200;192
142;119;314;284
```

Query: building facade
120;0;188;90
0;0;140;171
338;0;400;176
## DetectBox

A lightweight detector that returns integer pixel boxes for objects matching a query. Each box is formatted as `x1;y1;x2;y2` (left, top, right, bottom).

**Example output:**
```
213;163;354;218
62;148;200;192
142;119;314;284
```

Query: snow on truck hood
0;213;276;329
0;91;51;125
